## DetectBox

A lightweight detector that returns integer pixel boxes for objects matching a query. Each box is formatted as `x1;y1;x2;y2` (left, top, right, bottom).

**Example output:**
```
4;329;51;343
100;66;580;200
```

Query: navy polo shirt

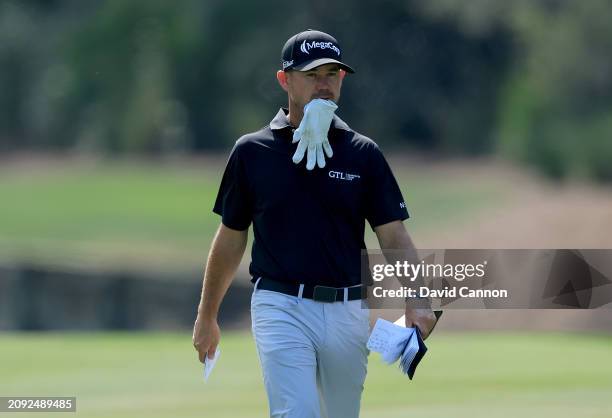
213;108;409;287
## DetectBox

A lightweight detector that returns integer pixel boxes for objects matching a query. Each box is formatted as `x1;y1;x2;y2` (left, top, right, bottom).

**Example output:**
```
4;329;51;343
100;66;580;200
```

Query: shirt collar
269;107;351;132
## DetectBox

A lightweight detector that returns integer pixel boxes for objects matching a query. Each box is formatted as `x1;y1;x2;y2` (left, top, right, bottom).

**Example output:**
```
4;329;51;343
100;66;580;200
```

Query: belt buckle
313;286;338;303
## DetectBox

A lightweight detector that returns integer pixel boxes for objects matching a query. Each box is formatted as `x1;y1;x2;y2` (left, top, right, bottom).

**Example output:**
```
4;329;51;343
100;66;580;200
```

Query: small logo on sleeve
400;202;406;209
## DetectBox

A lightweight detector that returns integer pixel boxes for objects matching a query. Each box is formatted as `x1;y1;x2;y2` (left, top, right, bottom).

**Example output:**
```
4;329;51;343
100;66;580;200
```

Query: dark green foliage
1;0;611;182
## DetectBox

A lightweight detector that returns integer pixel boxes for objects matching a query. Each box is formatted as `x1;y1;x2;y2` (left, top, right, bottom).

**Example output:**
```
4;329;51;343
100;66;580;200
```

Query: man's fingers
416;317;437;340
417;323;430;340
410;320;428;339
195;344;217;363
406;312;437;340
193;318;220;363
207;345;217;360
198;346;207;363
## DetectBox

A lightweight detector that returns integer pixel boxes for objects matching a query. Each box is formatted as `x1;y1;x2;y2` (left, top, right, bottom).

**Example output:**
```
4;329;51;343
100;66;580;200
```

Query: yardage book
366;319;427;380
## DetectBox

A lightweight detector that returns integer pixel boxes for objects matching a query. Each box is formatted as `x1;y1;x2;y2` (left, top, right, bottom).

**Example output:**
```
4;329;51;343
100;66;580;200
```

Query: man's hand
192;315;220;363
404;307;438;340
292;99;337;170
192;224;247;363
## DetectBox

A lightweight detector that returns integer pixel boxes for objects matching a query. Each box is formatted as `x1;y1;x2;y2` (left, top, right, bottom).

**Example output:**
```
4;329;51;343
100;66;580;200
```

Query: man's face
278;64;345;111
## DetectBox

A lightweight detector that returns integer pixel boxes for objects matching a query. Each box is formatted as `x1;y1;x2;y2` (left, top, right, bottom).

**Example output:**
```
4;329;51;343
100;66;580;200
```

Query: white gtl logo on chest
329;170;361;181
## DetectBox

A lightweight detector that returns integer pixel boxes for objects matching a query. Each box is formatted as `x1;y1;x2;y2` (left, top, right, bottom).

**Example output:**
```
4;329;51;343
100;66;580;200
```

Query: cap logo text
300;40;341;56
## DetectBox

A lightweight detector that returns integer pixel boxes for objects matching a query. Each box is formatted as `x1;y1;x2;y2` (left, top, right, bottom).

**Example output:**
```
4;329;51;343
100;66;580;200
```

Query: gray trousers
251;284;370;418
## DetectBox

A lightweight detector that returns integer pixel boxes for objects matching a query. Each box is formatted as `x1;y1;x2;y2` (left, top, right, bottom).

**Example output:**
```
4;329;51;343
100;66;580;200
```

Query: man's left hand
404;307;438;340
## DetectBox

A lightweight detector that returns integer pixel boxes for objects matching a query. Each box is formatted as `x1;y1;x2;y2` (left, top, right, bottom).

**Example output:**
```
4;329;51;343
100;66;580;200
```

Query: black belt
255;277;365;302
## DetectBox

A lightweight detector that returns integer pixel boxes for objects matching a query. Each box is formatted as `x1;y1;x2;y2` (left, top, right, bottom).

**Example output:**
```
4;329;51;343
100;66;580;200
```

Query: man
193;29;437;418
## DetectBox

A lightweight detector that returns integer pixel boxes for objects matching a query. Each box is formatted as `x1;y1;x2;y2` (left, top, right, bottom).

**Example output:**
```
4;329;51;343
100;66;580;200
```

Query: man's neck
287;102;303;128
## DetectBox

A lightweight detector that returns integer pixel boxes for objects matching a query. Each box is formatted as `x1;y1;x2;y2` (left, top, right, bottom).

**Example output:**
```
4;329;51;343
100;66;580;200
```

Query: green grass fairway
0;160;221;273
1;332;610;418
0;158;506;272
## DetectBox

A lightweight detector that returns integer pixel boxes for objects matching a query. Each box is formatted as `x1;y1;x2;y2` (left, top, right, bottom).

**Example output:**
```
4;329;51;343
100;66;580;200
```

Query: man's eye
306;73;316;78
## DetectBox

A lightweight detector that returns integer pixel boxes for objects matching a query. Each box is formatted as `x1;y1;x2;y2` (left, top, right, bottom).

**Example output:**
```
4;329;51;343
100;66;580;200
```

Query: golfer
193;29;437;418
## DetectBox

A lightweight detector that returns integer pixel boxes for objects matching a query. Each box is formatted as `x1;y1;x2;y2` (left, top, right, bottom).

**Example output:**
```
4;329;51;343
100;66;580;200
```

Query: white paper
393;315;406;327
203;348;221;382
367;318;416;364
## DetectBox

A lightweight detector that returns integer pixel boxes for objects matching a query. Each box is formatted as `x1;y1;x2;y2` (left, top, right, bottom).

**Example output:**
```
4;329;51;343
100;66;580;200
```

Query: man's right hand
192;316;220;363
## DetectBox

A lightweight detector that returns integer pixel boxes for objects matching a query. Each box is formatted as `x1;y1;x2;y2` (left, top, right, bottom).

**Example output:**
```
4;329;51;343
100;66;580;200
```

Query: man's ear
339;69;346;81
277;70;289;92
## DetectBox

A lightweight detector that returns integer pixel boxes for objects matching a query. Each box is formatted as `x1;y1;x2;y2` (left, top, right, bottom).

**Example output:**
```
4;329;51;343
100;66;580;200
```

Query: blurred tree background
1;0;611;181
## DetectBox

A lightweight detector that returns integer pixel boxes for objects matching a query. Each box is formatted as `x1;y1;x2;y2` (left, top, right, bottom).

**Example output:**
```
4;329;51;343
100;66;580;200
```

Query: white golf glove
292;99;338;170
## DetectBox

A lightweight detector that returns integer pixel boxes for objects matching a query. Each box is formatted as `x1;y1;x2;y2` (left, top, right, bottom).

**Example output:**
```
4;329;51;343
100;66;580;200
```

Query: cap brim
292;58;355;73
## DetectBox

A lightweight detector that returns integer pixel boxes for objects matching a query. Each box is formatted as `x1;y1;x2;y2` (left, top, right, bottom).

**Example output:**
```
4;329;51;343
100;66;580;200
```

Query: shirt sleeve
212;142;253;230
364;144;410;229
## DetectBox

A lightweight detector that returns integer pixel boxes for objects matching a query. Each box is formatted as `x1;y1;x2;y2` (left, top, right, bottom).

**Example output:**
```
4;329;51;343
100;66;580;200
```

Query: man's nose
315;75;330;88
